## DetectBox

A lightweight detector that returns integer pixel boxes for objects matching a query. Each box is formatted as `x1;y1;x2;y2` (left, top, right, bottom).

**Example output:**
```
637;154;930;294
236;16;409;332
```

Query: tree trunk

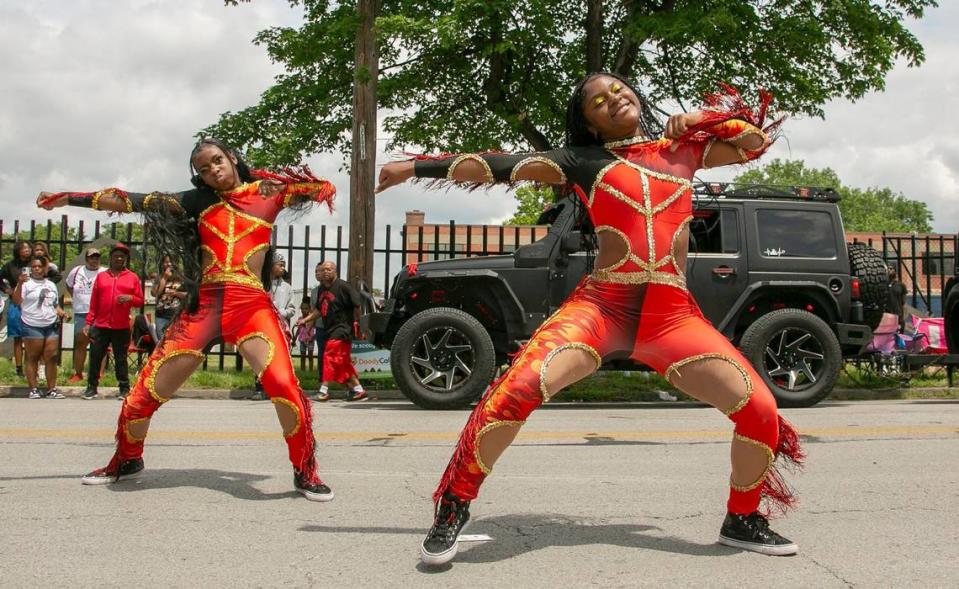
348;0;379;292
586;0;604;73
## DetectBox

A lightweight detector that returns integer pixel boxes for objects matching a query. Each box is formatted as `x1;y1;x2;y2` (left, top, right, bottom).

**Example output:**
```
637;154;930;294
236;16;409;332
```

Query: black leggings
88;327;131;390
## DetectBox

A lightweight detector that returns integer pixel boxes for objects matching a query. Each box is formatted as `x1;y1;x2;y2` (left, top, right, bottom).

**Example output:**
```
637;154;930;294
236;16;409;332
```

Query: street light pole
348;0;379;291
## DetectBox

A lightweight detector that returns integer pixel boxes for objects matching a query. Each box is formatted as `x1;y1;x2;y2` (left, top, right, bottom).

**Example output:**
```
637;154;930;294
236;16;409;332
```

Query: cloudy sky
1;0;955;284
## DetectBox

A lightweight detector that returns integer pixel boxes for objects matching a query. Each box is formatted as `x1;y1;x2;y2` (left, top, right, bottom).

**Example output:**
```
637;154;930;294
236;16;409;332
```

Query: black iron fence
1;215;539;371
850;233;958;315
3;216;955;371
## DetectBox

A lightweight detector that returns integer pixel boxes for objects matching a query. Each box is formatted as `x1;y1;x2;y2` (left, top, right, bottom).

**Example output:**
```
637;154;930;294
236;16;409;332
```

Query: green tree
214;0;934;166
503;185;555;225
734;159;934;232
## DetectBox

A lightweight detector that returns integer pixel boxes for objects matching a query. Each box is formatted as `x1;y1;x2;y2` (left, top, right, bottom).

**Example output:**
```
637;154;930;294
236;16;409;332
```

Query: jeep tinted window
689;209;739;254
757;209;837;258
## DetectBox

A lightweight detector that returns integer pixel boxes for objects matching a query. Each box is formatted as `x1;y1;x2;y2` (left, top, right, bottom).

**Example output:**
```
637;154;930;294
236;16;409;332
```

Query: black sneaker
718;511;798;556
347;390;368;402
117;389;129;402
81;458;145;486
249;390;267;401
421;492;471;566
293;470;334;502
81;387;98;400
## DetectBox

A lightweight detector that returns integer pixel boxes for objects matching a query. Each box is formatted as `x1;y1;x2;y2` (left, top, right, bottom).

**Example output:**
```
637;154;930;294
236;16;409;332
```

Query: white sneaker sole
297;487;335;502
81;468;143;486
420;521;470;566
718;534;798;556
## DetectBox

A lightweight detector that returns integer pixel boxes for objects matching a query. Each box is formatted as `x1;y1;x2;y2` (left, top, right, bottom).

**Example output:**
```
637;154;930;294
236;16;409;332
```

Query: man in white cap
65;247;106;383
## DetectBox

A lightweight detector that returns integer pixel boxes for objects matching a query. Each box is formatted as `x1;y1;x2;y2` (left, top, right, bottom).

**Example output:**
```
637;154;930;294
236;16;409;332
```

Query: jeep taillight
850;278;861;299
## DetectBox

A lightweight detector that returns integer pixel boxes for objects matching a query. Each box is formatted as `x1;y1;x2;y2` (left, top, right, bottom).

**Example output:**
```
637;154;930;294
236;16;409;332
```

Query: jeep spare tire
391;307;497;409
739;308;842;408
847;242;890;329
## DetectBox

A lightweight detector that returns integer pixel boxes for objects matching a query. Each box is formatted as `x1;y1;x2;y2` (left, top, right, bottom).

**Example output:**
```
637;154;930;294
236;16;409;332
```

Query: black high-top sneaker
81;457;144;485
420;492;471;566
718;511;798;556
293;469;334;502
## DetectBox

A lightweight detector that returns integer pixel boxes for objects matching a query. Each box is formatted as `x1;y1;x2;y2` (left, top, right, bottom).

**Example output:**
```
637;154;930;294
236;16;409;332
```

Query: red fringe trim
432;365;514;504
759;416;806;517
251;165;323;184
297;387;321;484
679;83;785;151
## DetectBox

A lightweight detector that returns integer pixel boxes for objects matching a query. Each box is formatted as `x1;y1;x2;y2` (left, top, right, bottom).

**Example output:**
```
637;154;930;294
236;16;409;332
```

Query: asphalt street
0;398;956;588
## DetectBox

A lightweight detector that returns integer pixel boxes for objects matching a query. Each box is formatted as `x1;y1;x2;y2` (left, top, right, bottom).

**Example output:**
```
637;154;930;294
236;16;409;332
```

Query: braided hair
564;72;663;148
142;138;268;315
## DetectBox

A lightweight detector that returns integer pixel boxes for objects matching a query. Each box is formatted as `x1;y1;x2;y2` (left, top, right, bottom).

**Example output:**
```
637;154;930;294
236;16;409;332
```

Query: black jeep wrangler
366;183;886;409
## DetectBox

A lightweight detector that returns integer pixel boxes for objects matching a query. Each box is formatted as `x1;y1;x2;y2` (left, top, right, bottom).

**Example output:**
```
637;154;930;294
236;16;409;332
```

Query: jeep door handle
712;266;736;277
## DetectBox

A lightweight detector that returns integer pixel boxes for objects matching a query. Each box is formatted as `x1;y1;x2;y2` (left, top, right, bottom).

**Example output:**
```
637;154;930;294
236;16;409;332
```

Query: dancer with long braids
377;73;805;563
37;139;337;501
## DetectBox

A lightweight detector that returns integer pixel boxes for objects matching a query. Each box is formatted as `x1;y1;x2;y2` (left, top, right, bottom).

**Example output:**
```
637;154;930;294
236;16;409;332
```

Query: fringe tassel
297;387;320;484
759;416;806;517
431;366;513;504
251;165;323;184
679;83;785;149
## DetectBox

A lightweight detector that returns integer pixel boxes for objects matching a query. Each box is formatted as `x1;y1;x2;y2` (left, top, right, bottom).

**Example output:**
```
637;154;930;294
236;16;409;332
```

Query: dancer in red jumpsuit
377;73;804;563
37;139;337;501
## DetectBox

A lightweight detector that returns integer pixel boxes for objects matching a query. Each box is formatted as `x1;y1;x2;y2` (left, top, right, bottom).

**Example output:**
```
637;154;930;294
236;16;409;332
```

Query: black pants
88;327;131;391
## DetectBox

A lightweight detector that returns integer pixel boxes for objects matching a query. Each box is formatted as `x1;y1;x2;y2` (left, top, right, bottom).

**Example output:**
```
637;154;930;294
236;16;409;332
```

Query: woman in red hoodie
37;139;337;502
81;242;144;401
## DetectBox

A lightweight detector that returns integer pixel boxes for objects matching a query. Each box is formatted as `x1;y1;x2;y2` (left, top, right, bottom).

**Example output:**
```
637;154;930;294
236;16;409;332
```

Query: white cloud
1;0;955;277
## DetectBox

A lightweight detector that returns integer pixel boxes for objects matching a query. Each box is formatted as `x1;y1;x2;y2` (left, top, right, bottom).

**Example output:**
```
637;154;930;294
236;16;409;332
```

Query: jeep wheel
848;242;890;329
739;308;842;408
390;307;496;409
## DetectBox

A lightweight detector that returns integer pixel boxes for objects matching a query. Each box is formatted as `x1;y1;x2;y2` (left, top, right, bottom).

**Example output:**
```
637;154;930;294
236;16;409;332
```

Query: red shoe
68;373;84;384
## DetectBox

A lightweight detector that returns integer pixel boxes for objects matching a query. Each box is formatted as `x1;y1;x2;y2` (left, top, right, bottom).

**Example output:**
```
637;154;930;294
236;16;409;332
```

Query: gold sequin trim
201;273;264;290
539;343;602;402
474;419;526;475
664;352;753;416
448;154;494;183
587;161;620;208
509;156;567;184
730;433;774;492
725;126;765;144
594;225;630;273
237;331;275;379
92;188;130;212
603;135;655;149
590;269;687;290
143;192;185;214
218;180;260;198
614;155;693;189
670;215;693;275
124;417;151;444
147;349;205;404
737;147;749;163
271;397;302;438
702;137;718;169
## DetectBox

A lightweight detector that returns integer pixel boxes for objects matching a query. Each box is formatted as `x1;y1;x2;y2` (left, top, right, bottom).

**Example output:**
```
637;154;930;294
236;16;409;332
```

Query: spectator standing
31;241;63;283
151;255;186;341
298;261;366;402
65;247;106;383
81;243;144;400
293;298;316;372
1;241;33;376
886;265;908;329
13;256;68;398
307;263;329;395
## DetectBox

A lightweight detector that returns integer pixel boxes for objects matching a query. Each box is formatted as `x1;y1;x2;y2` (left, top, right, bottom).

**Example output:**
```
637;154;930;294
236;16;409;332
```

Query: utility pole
348;0;379;290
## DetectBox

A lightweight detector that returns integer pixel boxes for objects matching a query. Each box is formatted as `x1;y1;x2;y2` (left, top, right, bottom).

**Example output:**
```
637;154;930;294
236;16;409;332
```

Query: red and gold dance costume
47;177;335;483
414;105;804;517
